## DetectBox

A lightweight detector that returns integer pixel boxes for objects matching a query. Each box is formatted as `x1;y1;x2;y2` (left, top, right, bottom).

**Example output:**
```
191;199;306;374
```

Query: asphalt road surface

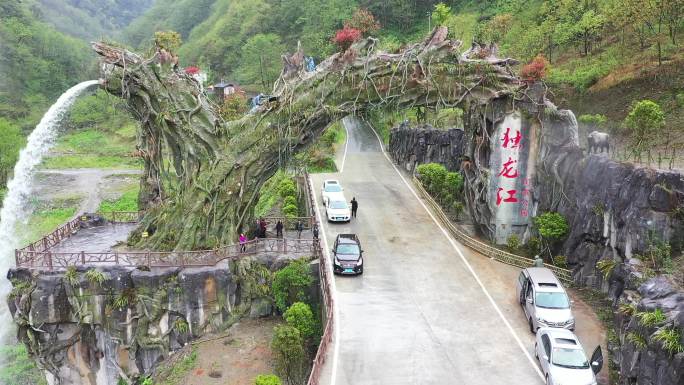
313;117;607;385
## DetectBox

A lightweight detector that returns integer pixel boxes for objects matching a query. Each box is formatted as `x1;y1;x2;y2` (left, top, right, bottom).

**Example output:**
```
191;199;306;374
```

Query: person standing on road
239;233;247;252
351;197;358;218
276;220;284;238
296;220;304;238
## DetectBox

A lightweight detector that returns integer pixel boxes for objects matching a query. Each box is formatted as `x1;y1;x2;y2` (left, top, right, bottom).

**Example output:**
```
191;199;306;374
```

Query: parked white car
326;199;351;222
321;179;345;206
535;327;603;385
516;267;575;332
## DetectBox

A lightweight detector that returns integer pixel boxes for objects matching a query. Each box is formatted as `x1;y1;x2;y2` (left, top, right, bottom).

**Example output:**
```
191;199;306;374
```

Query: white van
516;267;575;333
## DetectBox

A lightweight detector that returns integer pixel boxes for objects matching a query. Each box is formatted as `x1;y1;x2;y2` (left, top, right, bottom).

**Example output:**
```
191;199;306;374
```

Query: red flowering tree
345;8;380;36
520;55;549;82
184;66;200;75
332;26;361;51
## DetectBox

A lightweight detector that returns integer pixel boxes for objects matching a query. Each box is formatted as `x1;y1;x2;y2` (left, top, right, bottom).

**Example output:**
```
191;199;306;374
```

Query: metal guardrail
306;171;334;385
411;176;573;284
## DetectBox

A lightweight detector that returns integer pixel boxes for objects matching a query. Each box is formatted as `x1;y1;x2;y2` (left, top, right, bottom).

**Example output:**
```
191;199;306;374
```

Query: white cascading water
0;80;99;342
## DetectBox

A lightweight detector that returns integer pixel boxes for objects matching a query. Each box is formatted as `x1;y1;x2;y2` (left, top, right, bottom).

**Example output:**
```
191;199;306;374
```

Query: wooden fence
412;176;573;284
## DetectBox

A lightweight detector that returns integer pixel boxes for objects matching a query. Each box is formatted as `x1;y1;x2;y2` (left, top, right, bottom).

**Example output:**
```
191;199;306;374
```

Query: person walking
533;255;544;267
259;218;267;238
351;197;358;218
313;223;319;240
296;220;304;238
239;233;247;252
276;220;284;238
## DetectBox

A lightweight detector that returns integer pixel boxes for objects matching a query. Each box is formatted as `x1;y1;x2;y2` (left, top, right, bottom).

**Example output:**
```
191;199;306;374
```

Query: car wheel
546;375;552;385
529;318;535;334
534;343;538;359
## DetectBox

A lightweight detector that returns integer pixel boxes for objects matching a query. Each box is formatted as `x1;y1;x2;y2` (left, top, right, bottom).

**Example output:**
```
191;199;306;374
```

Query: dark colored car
332;234;363;275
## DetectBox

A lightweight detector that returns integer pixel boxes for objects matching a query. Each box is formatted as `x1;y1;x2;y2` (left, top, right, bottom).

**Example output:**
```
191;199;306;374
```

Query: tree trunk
92;30;521;251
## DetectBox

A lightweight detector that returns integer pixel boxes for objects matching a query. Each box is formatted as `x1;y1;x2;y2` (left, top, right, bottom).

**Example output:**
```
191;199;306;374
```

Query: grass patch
254;171;290;218
20;207;77;245
155;347;198;385
0;344;46;385
98;186;139;212
41;155;142;169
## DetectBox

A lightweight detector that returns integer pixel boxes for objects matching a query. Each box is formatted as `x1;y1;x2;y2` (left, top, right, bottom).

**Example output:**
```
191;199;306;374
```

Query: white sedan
326;199;351;222
535;328;602;385
321;179;345;206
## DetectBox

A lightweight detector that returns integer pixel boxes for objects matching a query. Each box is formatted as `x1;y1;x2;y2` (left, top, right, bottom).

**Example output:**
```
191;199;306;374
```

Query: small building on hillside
209;80;244;102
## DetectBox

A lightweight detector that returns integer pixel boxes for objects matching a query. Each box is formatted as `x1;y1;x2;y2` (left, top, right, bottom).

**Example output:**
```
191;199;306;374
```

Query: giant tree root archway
93;28;523;251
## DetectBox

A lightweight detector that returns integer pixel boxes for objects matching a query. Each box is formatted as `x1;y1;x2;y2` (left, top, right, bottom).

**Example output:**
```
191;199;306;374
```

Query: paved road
313;117;546;385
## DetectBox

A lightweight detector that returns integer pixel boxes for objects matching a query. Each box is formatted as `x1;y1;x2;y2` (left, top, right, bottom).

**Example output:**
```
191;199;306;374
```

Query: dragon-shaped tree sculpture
93;27;525;250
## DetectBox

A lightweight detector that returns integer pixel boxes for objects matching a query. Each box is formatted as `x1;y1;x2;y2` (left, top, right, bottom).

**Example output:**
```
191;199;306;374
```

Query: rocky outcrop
388;125;465;173
7;256;320;385
611;277;684;385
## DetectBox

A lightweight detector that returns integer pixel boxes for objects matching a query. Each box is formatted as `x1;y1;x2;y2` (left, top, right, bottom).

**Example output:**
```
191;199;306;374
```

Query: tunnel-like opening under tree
93;27;530;251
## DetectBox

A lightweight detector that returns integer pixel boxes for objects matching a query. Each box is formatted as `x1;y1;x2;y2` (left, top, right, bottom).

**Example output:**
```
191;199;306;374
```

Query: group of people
236;197;358;252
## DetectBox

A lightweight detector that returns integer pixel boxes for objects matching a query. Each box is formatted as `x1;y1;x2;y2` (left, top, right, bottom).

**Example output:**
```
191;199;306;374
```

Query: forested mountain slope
28;0;153;40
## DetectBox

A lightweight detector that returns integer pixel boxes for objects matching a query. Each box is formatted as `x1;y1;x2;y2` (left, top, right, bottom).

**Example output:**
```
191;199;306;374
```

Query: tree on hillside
431;3;451;27
154;30;182;52
236;33;285;89
625;99;665;150
345;8;380;36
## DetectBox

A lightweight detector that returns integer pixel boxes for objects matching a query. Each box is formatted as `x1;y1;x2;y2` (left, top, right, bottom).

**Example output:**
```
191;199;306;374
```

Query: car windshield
552;348;589;369
329;201;348;209
336;244;359;256
535;292;570;309
325;185;342;192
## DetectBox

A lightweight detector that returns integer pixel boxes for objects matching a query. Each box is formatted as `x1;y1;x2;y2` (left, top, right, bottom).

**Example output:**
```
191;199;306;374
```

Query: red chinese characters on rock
496;126;528;209
519;179;531;217
498;157;519;178
496;188;518;206
501;127;522;149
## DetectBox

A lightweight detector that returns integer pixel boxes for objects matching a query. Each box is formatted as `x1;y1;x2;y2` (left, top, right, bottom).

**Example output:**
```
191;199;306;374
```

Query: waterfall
0;80;99;342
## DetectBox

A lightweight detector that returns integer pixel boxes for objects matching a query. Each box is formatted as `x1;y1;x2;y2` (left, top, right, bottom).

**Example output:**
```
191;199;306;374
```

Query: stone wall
7;255;320;385
388;125;465;173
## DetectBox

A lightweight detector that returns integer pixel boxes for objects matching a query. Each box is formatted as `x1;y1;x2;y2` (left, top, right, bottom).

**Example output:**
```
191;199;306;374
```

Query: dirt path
32;168;141;214
183;317;281;385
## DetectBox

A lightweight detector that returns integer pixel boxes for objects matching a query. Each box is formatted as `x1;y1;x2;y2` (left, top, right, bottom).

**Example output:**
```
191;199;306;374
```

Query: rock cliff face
388;126;465;173
387;98;684;384
7;256;320;385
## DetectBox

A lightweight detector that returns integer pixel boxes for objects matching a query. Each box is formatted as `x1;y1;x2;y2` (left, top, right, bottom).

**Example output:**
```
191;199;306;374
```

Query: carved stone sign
489;112;533;244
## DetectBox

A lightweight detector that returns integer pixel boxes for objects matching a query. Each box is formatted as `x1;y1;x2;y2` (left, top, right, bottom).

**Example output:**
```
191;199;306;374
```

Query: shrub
553;255;568;269
645;239;672;272
596;259;617;279
653;328;684;356
627;332;647;349
520;55;549;82
255;374;282;385
507;234;521;252
431;3;452;27
452;201;464;219
272;260;313;312
284;302;317;340
624;100;665;146
332;26;361;51
346;8;380;36
444;172;464;197
283;204;299;218
526;236;542;256
283;196;297;208
320;129;338;148
271;325;306;385
416;163;448;195
173;318;189;334
637;308;667;327
618;303;637;316
533;212;569;240
578;114;607;129
220;93;248;121
85;269;107;287
277;179;297;198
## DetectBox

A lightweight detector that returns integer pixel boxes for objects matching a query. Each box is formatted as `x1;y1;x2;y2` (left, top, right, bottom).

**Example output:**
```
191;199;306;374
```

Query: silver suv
516;267;575;333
